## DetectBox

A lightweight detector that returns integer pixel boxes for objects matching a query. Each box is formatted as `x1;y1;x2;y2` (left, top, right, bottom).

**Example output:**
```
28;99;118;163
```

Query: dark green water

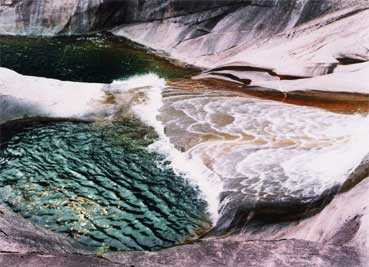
0;35;196;83
0;119;209;252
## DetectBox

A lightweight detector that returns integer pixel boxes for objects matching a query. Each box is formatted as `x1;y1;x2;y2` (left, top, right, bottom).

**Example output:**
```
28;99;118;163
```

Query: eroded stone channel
1;33;368;254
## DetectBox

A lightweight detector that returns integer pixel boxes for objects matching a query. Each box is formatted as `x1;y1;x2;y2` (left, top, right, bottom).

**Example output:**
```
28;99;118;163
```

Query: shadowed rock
211;185;340;236
0;205;86;254
341;154;369;192
0;254;118;267
103;238;362;267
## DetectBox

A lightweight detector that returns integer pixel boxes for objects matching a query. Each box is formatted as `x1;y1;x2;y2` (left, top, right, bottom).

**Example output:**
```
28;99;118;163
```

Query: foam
114;74;223;223
2;67;368;224
163;91;369;205
0;69;223;222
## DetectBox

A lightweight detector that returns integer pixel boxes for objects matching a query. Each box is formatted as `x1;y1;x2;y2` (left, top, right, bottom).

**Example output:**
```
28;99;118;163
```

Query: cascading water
0;73;217;252
158;82;369;230
1;35;369;251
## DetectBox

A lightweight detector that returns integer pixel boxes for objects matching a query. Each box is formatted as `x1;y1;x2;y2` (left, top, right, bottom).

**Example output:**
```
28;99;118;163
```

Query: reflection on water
0;35;197;83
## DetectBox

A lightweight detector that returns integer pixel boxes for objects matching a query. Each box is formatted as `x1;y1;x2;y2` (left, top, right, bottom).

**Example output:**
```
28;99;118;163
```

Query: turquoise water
0;119;210;252
0;35;196;83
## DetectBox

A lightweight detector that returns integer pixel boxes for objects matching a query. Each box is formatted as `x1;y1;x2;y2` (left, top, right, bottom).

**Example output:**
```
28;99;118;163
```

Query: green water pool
0;35;208;252
0;119;210;252
0;34;197;83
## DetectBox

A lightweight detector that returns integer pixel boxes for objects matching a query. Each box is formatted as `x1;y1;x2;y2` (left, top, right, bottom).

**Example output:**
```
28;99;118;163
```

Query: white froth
112;74;223;223
167;93;369;201
2;67;369;224
283;115;369;188
0;69;223;222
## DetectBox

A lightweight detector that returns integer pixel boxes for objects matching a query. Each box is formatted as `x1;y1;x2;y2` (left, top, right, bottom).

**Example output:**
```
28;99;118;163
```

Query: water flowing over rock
1;68;369;266
1;0;369;266
159;84;369;235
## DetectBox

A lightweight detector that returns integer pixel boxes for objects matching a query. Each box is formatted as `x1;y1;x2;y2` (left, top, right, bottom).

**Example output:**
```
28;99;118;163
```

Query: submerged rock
0;175;368;266
2;67;368;244
160;84;369;236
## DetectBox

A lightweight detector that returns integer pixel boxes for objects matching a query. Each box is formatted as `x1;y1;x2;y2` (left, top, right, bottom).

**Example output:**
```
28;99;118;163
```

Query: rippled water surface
0;120;209;251
159;86;369;225
2;33;368;244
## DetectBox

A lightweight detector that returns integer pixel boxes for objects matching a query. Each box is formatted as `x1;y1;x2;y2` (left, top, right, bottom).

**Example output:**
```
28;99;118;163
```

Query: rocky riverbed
1;0;369;266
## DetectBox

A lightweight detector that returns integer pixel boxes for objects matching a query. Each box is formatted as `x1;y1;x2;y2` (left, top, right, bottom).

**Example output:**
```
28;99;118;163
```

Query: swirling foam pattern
159;86;369;226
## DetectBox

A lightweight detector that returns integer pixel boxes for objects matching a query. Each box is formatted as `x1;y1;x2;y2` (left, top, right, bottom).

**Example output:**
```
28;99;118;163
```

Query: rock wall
235;173;369;263
1;1;368;76
0;1;365;37
112;0;369;70
0;0;262;35
1;1;369;266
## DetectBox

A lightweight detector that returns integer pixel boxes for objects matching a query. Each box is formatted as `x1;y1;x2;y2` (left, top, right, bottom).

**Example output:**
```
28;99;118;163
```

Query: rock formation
1;0;369;266
2;0;368;90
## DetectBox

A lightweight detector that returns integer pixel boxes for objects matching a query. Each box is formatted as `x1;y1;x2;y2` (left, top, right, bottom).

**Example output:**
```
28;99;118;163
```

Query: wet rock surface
0;204;85;254
0;167;363;267
1;1;369;266
1;68;369;265
1;177;368;266
0;254;119;267
0;201;363;267
0;238;362;267
237;177;369;262
341;154;369;192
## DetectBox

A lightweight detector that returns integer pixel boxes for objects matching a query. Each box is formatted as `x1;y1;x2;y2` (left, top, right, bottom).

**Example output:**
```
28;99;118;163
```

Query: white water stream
1;69;368;224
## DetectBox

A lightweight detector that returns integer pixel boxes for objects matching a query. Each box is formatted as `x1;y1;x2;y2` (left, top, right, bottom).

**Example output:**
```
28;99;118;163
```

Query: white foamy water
2;67;369;223
160;90;369;211
107;74;224;223
0;68;223;223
